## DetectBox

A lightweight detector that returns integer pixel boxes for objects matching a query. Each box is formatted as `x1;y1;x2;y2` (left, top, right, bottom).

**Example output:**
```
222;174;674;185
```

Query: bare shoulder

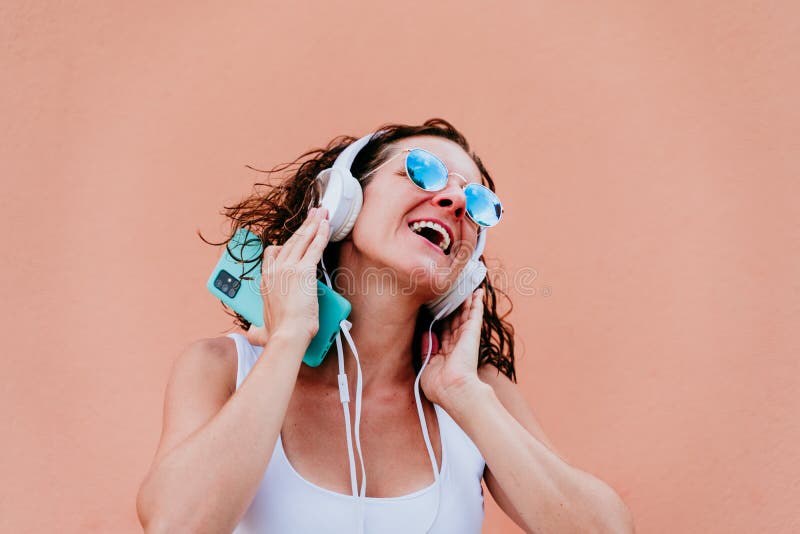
173;336;239;394
477;363;565;459
150;336;239;466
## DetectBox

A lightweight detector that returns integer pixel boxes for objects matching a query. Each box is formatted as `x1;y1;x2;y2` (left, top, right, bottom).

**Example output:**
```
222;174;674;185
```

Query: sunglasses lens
405;149;449;191
465;184;503;227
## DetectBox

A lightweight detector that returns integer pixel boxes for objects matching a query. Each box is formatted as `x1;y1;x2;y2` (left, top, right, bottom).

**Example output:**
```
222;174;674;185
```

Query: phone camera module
215;269;241;298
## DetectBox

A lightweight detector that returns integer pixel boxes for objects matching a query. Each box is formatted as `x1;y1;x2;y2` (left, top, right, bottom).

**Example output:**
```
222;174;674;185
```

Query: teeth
410;220;451;252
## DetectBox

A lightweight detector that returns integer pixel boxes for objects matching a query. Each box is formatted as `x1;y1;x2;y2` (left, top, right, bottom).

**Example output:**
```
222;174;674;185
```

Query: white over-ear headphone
315;131;488;319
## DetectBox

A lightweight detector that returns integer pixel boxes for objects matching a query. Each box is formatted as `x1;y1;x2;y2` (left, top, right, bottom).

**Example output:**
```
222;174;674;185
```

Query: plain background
2;1;798;532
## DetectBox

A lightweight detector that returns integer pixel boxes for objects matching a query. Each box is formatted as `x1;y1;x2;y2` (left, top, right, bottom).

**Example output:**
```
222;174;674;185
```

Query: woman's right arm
137;207;330;533
136;330;311;533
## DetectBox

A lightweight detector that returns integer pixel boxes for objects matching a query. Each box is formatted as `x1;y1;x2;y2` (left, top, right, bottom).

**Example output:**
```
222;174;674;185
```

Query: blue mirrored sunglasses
362;147;503;227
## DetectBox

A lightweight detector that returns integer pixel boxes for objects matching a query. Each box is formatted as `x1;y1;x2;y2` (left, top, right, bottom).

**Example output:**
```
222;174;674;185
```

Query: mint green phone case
207;228;351;367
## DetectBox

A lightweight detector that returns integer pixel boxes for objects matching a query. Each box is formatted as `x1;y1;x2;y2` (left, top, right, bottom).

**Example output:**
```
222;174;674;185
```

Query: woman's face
344;135;484;301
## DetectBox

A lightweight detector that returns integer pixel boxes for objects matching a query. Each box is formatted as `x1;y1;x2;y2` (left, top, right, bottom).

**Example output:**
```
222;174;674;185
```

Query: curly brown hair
200;118;516;382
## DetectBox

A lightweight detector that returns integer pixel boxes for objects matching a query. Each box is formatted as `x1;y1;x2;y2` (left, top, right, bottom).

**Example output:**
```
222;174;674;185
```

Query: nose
429;175;466;220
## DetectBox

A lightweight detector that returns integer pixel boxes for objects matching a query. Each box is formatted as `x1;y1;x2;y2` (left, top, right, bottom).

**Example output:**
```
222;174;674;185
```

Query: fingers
261;245;281;288
463;287;482;316
422;288;482;360
279;207;319;261
450;288;475;333
463;288;484;332
278;207;316;260
468;288;484;321
258;245;281;327
421;331;440;356
281;207;328;264
450;287;483;337
440;325;453;355
302;214;329;266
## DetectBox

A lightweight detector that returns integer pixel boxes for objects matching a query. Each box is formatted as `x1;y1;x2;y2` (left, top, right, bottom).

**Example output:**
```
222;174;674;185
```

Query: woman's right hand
250;207;329;346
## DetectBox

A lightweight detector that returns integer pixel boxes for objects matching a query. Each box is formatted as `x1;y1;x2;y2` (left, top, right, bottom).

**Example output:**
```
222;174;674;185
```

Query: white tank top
226;333;486;534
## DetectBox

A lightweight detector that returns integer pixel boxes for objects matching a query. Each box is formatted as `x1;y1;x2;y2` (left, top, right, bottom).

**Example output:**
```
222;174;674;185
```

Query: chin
389;254;461;303
346;230;464;300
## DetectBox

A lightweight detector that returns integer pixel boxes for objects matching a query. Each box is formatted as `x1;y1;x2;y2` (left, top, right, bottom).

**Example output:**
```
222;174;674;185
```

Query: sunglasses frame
361;147;503;227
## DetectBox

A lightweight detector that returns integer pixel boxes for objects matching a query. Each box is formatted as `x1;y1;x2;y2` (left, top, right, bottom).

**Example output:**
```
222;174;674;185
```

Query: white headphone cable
339;320;367;533
321;257;447;533
415;311;447;533
332;332;359;496
320;258;366;532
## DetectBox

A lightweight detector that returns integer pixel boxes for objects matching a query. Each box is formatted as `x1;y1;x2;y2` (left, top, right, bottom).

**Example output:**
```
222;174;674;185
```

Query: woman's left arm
442;369;635;534
421;289;634;534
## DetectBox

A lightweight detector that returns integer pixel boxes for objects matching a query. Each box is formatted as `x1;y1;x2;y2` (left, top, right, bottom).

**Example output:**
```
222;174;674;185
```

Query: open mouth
408;220;452;255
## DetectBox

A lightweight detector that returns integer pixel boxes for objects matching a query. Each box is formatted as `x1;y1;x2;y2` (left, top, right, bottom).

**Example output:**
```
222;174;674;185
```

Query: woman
136;119;634;533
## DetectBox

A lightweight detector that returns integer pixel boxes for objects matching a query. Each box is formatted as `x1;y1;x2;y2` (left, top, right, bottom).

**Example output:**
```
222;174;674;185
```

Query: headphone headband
332;132;379;172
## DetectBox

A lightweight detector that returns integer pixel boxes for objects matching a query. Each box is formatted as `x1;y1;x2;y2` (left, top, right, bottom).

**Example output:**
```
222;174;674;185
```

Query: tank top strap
434;404;486;475
226;332;263;390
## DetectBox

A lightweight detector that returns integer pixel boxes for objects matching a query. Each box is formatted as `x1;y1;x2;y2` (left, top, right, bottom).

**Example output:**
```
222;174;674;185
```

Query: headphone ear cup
426;259;487;319
317;167;363;242
329;180;362;242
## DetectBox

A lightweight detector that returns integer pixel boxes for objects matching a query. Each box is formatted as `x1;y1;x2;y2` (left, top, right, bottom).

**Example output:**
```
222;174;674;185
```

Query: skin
247;136;634;531
299;135;485;395
138;135;635;533
248;135;489;497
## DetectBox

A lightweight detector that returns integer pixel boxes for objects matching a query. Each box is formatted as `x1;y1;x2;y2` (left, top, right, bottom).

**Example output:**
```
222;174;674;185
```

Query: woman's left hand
420;288;485;409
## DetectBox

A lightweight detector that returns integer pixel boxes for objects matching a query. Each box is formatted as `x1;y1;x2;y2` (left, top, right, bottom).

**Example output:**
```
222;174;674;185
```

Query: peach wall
2;2;798;532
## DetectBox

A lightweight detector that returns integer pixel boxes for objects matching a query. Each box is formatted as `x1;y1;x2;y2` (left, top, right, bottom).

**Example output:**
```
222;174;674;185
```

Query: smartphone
207;228;351;367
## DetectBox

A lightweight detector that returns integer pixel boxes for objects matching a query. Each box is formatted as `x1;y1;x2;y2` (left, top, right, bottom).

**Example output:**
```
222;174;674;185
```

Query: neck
302;251;428;398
